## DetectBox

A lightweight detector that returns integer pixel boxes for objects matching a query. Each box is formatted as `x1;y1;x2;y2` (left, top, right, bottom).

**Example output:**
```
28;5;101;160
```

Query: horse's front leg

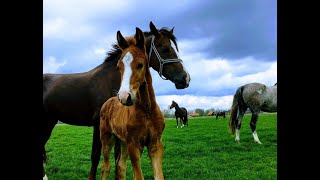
128;143;144;180
115;142;129;180
176;117;179;128
148;138;164;180
250;112;262;144
88;124;102;180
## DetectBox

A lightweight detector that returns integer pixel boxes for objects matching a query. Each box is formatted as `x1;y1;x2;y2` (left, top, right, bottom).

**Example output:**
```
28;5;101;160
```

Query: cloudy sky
43;0;277;113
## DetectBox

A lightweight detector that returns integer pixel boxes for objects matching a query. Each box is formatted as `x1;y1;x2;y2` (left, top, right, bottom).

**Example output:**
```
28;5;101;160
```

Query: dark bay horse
170;100;188;128
42;21;190;180
229;82;277;144
215;111;226;120
100;27;165;180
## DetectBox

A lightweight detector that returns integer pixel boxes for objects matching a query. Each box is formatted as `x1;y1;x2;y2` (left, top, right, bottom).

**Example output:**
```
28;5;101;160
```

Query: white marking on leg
43;174;48;180
235;129;240;142
118;52;133;99
252;130;262;144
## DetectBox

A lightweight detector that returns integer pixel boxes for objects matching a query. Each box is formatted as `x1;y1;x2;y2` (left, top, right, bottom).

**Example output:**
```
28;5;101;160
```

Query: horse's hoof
176;126;178;128
235;140;240;144
255;141;262;144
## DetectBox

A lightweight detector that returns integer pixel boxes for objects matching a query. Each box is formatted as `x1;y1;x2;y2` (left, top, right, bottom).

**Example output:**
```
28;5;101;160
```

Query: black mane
104;28;179;63
103;43;122;63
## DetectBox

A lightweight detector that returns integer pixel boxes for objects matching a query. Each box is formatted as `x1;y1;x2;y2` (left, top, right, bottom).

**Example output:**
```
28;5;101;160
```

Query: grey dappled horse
229;82;277;144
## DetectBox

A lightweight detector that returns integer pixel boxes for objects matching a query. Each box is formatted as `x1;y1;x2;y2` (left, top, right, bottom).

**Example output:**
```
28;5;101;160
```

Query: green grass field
45;113;277;180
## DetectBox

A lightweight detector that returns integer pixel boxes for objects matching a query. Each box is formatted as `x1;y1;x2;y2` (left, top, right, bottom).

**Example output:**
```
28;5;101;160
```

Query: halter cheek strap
148;36;183;80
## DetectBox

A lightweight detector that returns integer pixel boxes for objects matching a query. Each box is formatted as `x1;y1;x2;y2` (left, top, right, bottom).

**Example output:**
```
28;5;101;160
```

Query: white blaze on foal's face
118;52;134;103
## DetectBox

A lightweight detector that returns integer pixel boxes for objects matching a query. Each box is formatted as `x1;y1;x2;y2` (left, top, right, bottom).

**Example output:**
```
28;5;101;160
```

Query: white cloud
43;56;67;73
43;17;95;41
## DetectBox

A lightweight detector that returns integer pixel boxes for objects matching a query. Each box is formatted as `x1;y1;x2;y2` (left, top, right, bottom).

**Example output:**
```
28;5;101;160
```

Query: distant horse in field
100;27;165;180
42;21;190;180
229;82;277;144
170;100;188;128
215;111;226;120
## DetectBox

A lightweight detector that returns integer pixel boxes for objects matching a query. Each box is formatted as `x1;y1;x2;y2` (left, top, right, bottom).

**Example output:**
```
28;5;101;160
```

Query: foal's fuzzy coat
100;27;165;180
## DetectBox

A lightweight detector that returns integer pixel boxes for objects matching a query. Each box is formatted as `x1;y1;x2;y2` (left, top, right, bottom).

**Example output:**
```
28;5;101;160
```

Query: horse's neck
174;104;181;112
137;67;157;113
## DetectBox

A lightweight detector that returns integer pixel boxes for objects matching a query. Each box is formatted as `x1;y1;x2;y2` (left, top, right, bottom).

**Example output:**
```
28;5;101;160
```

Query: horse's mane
104;28;178;63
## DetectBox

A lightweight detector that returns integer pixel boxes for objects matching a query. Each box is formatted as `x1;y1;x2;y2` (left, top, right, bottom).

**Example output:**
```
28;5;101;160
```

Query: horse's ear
117;31;129;50
170;27;174;34
135;27;145;50
149;21;160;37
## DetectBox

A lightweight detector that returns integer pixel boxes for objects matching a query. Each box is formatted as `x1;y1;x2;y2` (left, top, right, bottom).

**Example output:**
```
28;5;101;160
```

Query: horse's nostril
127;94;132;104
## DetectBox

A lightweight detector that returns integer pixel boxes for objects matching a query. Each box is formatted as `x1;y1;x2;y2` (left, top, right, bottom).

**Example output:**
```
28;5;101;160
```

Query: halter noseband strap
148;36;183;80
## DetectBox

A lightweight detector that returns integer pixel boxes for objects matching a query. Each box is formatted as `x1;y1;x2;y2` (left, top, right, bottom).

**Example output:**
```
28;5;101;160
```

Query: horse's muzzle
174;74;190;89
118;92;134;106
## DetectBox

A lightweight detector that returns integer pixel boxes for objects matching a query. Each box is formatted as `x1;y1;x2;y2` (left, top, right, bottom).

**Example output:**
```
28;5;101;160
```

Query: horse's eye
162;48;170;53
137;63;143;69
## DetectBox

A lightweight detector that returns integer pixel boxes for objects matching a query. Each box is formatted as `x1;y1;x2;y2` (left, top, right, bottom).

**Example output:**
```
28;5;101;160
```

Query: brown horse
100;27;165;180
170;100;188;128
42;21;190;180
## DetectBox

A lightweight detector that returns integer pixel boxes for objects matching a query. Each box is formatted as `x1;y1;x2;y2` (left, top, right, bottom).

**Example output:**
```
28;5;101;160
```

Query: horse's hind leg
235;109;246;143
100;132;115;180
115;142;128;180
250;112;262;144
180;118;184;127
89;124;102;180
185;116;188;126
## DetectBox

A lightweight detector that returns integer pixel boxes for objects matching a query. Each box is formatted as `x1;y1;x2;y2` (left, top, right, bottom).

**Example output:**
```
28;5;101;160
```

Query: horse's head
147;21;190;89
116;27;148;106
169;100;177;109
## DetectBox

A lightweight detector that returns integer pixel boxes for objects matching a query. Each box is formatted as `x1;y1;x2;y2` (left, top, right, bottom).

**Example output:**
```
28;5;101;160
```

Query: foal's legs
115;142;129;180
100;132;115;180
148;139;164;180
235;108;247;143
128;143;144;180
250;112;262;144
89;124;102;180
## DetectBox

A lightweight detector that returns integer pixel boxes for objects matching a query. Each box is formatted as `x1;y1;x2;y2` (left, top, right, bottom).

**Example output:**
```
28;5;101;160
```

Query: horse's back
181;107;188;116
43;73;99;125
241;82;277;112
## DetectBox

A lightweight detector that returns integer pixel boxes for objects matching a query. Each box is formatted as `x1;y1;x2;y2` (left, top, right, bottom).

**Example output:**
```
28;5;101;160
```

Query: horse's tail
229;86;244;135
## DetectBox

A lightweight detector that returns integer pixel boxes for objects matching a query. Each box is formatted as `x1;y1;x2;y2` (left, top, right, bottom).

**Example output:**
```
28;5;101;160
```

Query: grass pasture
45;113;277;180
